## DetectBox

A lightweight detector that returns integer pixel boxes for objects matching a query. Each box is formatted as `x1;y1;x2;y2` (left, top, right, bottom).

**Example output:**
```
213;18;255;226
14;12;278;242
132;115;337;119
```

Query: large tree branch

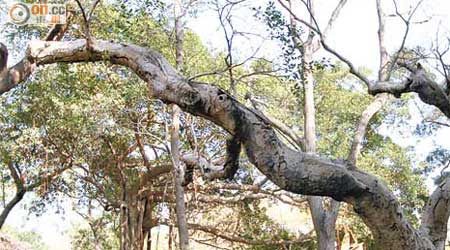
420;177;450;250
369;65;450;118
0;12;74;94
0;39;438;248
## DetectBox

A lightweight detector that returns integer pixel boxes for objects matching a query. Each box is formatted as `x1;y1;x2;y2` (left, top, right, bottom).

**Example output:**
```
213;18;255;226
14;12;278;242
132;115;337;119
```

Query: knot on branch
212;89;234;114
183;89;200;105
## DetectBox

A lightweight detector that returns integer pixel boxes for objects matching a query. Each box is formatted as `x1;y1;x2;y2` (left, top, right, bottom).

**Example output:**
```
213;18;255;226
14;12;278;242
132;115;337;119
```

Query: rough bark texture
292;1;349;247
1;39;447;249
368;65;450;119
302;44;338;250
171;2;191;248
420;178;450;250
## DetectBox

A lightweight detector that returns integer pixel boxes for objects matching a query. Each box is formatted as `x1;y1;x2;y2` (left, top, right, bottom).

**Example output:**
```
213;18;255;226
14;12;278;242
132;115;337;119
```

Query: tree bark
170;105;190;250
302;43;338;250
0;189;25;229
169;1;191;249
0;162;26;229
420;177;450;250
2;39;442;249
293;1;344;247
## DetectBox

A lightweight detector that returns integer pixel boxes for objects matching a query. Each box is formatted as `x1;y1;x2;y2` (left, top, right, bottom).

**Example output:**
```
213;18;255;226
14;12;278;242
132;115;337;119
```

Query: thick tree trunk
5;39;444;249
119;192;152;250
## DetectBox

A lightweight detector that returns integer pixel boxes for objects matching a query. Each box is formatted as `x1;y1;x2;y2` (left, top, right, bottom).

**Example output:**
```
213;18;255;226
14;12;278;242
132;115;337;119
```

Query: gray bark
302;44;338;250
170;105;190;250
420;178;450;250
170;2;191;249
293;1;348;247
0;39;445;249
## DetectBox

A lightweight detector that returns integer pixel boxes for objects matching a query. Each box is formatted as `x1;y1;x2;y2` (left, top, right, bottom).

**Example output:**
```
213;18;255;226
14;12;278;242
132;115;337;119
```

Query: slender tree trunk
302;47;316;154
0;188;25;229
120;190;129;250
168;224;173;250
302;44;338;250
170;105;190;250
1;171;6;208
0;162;27;229
119;192;151;250
170;2;190;249
145;198;152;250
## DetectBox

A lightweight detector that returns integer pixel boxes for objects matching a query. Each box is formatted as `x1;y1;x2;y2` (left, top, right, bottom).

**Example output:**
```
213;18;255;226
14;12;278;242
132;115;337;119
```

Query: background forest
0;0;449;249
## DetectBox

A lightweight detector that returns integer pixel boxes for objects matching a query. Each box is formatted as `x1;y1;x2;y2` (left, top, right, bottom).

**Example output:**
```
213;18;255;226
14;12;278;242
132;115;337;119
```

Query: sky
188;0;450;178
2;0;450;249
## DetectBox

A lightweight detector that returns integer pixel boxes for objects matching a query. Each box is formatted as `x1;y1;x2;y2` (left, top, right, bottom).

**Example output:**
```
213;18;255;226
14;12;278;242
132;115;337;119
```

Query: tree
259;1;347;248
2;1;450;249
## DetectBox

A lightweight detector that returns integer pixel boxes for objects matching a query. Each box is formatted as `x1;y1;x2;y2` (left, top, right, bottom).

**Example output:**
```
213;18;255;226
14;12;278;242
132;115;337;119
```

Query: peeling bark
0;39;444;249
420;178;450;250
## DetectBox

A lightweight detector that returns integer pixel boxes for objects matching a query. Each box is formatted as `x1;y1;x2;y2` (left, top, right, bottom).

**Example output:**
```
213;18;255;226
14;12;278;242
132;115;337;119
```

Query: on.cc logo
9;3;30;25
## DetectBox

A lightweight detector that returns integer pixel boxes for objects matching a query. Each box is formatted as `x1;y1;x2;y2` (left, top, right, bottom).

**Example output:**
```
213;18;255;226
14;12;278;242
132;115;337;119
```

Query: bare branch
322;0;348;39
276;0;319;34
376;0;389;80
189;223;314;246
281;0;370;85
75;0;100;48
424;119;450;127
385;0;425;79
347;93;390;167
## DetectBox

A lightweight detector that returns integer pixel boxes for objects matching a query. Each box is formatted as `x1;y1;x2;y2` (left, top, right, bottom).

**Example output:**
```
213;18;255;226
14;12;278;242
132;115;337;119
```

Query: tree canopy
1;0;450;250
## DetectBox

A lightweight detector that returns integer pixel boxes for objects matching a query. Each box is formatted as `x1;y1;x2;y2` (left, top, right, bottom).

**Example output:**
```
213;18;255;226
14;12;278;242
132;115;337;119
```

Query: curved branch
0;12;74;94
189;223;313;246
368;65;450;118
0;39;437;249
348;93;390;167
420;177;450;250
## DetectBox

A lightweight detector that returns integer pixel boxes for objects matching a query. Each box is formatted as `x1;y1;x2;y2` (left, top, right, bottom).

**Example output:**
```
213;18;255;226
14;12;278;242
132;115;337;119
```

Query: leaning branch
0;12;74;94
0;39;436;249
420;177;450;249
